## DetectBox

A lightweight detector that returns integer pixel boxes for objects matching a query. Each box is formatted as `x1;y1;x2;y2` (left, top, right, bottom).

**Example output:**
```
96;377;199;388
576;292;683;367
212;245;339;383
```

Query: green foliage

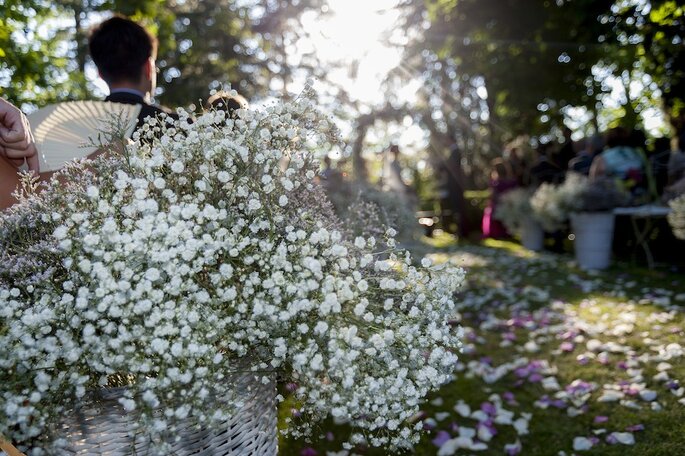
0;0;88;108
612;0;685;133
0;0;326;110
418;0;615;138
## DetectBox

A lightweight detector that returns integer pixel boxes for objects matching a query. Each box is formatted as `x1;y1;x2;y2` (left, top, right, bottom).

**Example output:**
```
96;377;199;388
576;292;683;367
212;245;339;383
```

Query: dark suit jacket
105;92;179;133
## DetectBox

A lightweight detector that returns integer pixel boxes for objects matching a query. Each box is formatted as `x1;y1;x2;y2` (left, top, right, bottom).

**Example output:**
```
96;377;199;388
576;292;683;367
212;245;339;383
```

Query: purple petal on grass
505;442;522;456
551;399;567;409
286;383;299;392
514;367;528;378
626;424;645;432
606;434;618;444
449;422;460;433
326;432;335;441
432;430;452;447
503;392;517;404
528;373;543;383
594;416;609;424
300;448;318;456
481;402;497;416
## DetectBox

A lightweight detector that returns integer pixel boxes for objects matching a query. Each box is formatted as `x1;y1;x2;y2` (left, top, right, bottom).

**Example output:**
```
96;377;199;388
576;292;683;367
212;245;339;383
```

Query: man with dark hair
89;15;178;130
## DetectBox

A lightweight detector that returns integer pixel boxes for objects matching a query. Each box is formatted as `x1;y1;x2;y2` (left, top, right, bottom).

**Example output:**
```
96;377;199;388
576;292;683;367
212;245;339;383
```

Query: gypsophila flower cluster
530;174;629;231
0;93;464;454
493;188;535;235
530;182;569;232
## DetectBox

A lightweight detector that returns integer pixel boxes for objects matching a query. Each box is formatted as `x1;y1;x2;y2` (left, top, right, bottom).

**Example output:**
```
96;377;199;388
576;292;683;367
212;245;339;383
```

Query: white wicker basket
52;371;278;456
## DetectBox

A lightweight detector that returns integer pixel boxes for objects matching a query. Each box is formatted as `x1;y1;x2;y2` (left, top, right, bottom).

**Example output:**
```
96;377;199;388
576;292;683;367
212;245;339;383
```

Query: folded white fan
27;101;141;172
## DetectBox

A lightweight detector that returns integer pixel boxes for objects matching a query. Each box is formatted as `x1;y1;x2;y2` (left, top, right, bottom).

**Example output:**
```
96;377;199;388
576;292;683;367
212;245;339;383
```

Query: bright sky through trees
298;0;402;103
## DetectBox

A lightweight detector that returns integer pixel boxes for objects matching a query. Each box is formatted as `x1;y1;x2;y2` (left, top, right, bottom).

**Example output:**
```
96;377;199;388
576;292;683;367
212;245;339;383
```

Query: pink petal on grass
560;342;575;352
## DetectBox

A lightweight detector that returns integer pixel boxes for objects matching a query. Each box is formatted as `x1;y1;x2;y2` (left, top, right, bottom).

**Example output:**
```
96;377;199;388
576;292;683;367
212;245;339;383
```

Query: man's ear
144;58;154;81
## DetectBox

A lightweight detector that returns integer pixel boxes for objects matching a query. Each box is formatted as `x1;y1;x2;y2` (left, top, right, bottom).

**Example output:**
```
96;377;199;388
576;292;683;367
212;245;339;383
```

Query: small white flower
171;161;185;173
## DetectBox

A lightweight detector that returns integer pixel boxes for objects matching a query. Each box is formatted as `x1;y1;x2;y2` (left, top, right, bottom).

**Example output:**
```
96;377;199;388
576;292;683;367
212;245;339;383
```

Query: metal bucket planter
571;211;615;270
51;371;278;456
520;217;544;251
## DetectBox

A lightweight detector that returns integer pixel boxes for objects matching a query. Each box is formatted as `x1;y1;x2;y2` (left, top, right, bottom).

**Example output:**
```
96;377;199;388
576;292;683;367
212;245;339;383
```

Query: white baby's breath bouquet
0;91;464;455
493;188;534;235
530;183;569;231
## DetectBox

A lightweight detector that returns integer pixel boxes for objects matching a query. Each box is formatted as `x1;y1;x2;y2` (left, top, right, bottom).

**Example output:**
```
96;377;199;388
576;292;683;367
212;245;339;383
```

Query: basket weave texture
53;372;278;456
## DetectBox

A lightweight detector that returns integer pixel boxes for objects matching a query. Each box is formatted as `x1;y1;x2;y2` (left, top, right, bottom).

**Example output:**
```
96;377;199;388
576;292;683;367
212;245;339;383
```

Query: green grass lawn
279;235;685;455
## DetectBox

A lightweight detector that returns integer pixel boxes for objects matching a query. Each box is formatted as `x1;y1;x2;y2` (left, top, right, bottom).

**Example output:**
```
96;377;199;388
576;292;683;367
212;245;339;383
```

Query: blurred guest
320;156;343;190
529;142;564;187
553;127;575;170
649;136;672;196
482;159;517;239
504;145;528;186
89;16;179;131
569;133;604;175
383;145;413;204
668;132;685;185
590;127;646;188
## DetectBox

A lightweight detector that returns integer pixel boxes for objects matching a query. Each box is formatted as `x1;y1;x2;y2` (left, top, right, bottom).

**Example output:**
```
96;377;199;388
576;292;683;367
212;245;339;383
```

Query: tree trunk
352;121;370;182
73;4;88;94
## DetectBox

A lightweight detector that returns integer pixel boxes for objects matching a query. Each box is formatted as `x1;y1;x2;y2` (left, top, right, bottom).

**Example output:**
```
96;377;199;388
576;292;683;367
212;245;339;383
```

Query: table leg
630;216;655;269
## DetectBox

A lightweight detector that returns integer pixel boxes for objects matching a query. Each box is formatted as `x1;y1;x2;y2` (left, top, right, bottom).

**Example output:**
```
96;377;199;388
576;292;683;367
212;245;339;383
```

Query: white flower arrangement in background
530;173;629;232
530;183;571;232
667;194;685;240
493;188;535;235
0;91;464;455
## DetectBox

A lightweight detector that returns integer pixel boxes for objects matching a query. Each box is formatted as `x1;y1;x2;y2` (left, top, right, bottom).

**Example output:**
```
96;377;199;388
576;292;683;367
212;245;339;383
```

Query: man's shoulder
140;103;179;121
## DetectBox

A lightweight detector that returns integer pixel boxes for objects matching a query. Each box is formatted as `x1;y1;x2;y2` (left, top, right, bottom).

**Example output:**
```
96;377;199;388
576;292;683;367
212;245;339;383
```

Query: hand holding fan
27;101;141;172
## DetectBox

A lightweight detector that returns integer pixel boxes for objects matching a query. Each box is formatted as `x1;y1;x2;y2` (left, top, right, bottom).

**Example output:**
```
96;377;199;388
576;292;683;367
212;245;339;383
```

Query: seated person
529;142;564;187
89;16;179;132
668;132;685;185
569;134;604;175
590;127;646;192
649;136;672;195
